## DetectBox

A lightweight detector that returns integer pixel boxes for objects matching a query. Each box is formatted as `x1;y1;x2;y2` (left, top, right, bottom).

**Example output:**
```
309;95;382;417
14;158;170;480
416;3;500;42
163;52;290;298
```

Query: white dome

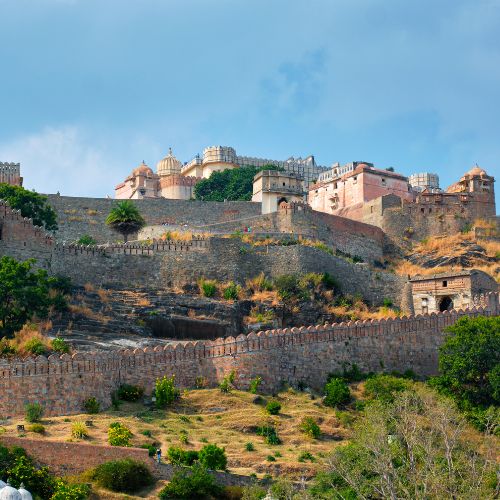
17;485;32;500
157;148;182;177
0;480;6;489
0;484;22;500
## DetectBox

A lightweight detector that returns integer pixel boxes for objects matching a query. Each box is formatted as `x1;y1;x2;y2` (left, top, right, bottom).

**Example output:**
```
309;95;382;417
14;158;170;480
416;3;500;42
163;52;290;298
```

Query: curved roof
132;161;154;177
157;148;182;177
466;165;487;177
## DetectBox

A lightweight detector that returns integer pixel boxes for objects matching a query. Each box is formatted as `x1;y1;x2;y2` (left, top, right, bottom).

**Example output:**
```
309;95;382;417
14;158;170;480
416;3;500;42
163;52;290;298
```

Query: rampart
0;299;497;417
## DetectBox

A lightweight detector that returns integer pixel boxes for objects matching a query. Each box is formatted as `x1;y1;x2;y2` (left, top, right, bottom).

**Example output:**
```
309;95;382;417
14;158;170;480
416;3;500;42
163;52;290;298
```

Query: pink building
309;163;413;220
114;161;160;199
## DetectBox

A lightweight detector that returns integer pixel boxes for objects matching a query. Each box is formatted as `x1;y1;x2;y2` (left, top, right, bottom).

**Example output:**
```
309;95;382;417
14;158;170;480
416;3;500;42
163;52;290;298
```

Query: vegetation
105;200;146;242
323;377;351;407
71;421;89;439
76;235;96;245
194;164;282;201
0;257;69;338
219;370;236;393
265;400;281;415
256;425;281;445
198;444;227;470
25;402;44;423
249;376;262;394
108;421;133;446
90;458;153;493
300;416;321;439
198;278;217;298
28;423;45;434
155;375;180;407
167;446;199;466
82;397;100;414
158;463;222;499
364;374;410;403
431;315;500;431
116;384;144;402
0;183;58;230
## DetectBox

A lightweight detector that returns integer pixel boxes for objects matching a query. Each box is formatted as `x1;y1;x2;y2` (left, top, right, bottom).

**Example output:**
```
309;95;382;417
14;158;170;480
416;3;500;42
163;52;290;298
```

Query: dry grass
160;231;210;242
96;288;110;303
1;389;348;479
68;305;110;324
84;283;95;292
137;298;151;307
1;325;56;357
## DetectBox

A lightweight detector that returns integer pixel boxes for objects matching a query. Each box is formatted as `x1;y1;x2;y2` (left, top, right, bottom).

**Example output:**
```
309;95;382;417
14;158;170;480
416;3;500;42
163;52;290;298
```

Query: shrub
117;384;144;402
108;422;132;447
198;444;227;470
364;374;410;403
265;400;282;415
219;371;236;393
141;429;152;437
28;423;45;434
91;458;153;493
51;480;91;500
83;397;100;414
249;376;262;394
199;279;217;298
76;235;96;246
382;298;394;308
71;421;89;439
179;429;189;444
298;451;315;462
167;446;199;466
266;455;276;462
245;442;255;452
155;375;180;408
158;463;222;500
256;425;281;445
23;337;47;356
324;378;351;407
51;336;70;354
300;417;321;439
223;282;240;300
274;274;302;300
25;403;44;423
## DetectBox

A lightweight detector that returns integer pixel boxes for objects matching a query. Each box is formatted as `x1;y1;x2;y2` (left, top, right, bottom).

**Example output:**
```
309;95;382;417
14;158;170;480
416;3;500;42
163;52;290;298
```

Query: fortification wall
46;195;261;243
0;301;497;417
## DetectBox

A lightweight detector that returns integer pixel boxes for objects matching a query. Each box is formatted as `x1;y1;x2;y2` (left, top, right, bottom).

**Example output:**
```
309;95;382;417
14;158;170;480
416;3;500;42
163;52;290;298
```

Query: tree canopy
194;164;283;201
0;256;70;338
105;200;146;242
0;184;58;231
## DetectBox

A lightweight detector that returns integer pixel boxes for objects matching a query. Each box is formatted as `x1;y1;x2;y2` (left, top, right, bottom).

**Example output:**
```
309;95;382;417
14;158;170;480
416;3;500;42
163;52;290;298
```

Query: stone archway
439;296;454;312
277;197;288;207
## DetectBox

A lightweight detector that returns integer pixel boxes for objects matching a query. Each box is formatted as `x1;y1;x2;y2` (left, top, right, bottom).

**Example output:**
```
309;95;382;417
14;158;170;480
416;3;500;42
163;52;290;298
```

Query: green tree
0;184;58;231
194;165;283;201
198;444;227;471
105;200;146;242
435;316;500;407
0;257;53;338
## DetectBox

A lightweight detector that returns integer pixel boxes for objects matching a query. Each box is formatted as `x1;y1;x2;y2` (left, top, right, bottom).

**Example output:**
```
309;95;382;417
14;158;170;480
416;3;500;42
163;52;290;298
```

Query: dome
0;480;6;488
157;148;182;177
0;483;21;500
466;165;487;177
17;484;32;500
132;161;154;177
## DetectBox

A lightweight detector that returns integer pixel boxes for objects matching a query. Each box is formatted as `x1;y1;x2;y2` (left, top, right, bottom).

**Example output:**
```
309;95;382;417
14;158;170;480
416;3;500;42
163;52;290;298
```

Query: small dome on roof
132;161;154;177
157;148;182;177
466;165;487;177
17;484;32;500
0;483;21;500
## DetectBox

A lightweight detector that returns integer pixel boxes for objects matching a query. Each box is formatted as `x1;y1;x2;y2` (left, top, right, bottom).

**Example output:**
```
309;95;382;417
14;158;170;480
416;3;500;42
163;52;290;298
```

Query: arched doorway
277;197;288;208
439;296;453;312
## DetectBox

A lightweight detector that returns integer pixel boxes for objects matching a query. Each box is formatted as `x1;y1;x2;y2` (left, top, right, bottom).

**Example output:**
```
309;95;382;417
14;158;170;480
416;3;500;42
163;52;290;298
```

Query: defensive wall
0;299;498;417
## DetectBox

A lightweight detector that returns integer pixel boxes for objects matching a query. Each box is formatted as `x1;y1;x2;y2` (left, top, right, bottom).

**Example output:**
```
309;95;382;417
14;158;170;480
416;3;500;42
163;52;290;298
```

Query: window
381;178;386;185
283;182;285;186
333;182;338;189
442;280;447;287
370;206;374;213
353;176;357;184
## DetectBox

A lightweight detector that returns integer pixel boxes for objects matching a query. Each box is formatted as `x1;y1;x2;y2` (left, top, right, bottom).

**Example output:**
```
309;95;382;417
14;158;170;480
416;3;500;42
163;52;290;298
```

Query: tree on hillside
0;257;70;338
0;184;58;231
105;200;146;242
194;164;283;201
433;315;500;408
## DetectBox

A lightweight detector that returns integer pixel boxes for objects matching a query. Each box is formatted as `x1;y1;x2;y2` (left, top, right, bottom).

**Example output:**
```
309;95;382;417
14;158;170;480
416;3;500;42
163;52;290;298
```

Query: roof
344;164;408;182
409;269;487;282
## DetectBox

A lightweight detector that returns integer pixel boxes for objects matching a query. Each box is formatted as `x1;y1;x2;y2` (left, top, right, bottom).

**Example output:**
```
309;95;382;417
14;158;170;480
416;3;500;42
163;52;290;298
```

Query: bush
159;463;222;499
28;423;45;434
245;442;254;452
199;279;217;298
256;425;281;445
155;375;180;408
219;371;236;393
6;453;57;498
300;417;321;439
167;446;199;466
51;337;70;354
328;363;365;383
23;337;47;355
198;444;227;471
249;376;262;394
274;274;302;300
298;451;315;462
324;378;351;407
265;400;282;415
25;403;44;423
266;455;276;462
51;480;91;500
364;374;410;403
83;397;100;414
76;235;96;246
117;384;144;402
71;421;89;439
223;282;240;300
108;422;132;447
91;458;153;493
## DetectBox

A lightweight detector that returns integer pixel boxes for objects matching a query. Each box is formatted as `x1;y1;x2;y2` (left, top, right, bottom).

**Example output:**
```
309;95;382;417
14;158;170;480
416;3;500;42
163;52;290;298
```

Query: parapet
0;162;22;186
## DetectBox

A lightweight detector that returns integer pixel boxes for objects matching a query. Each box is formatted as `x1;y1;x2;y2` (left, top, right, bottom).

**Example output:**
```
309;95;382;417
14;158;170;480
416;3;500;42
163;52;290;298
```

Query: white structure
408;172;440;192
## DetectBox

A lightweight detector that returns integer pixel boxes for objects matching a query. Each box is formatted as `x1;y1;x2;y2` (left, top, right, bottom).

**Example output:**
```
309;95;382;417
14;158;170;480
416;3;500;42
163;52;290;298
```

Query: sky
0;0;498;206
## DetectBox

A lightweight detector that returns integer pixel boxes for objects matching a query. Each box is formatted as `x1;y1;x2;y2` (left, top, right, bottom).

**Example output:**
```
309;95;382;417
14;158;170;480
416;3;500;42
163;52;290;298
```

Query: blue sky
0;0;498;206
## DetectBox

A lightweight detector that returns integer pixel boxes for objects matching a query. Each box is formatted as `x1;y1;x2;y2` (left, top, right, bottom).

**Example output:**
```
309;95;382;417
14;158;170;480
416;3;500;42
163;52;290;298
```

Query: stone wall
46;195;262;243
1;301;497;417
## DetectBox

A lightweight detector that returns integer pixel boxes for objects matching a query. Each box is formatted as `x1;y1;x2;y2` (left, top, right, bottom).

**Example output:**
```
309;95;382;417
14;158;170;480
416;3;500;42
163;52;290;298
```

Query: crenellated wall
0;299;497;417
